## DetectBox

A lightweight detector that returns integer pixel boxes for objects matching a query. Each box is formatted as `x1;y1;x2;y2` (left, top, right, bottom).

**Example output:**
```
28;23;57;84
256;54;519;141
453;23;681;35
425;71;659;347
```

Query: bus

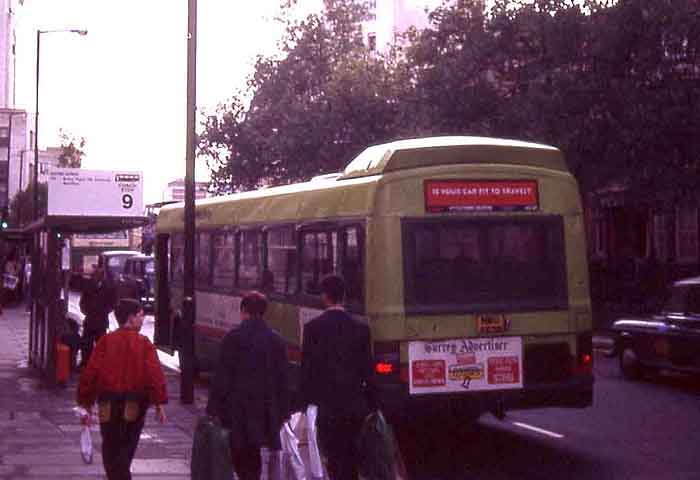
154;136;593;423
69;231;131;287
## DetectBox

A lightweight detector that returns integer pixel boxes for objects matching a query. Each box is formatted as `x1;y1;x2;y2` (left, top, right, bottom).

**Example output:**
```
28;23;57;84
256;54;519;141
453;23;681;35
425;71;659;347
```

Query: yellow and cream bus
154;136;593;421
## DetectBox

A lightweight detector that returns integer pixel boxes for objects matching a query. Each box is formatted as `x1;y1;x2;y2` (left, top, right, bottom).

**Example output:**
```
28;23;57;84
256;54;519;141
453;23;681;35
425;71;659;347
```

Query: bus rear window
402;217;568;314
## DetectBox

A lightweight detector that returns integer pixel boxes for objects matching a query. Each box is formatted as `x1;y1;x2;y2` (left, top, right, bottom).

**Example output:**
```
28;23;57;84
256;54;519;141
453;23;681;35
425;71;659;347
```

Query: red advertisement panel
412;360;446;387
425;180;539;212
487;356;520;385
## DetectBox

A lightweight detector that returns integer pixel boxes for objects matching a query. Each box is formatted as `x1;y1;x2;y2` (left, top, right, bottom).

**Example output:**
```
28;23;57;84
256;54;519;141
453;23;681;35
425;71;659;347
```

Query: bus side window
266;226;297;295
196;232;212;288
301;230;338;296
238;230;262;289
170;233;185;284
212;230;235;290
342;226;364;305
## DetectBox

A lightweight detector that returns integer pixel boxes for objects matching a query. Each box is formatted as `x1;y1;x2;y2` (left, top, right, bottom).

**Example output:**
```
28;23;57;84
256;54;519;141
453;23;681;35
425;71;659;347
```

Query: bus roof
341;136;566;179
157;136;571;230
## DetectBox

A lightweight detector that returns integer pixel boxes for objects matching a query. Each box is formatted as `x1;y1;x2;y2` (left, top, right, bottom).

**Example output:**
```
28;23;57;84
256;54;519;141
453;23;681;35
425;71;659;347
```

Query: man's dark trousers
318;413;364;480
81;328;106;367
231;444;262;480
99;401;145;480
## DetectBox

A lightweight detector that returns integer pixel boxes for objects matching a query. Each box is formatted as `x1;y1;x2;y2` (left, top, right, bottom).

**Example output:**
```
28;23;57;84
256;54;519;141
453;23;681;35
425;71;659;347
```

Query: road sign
48;169;143;217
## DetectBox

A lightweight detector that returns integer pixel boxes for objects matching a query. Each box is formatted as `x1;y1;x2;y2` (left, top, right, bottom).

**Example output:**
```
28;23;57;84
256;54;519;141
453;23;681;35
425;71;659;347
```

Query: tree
8;182;47;228
57;129;86;168
202;0;408;193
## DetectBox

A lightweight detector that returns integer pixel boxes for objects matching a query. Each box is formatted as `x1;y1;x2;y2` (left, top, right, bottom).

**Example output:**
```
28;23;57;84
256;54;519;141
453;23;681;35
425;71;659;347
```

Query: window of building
677;206;698;263
368;33;377;51
238;230;262;288
212;231;236;289
591;218;607;257
653;213;671;262
266;226;298;295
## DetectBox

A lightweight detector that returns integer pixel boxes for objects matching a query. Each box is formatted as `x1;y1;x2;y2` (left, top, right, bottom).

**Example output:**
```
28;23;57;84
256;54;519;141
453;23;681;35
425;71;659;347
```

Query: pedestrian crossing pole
181;0;197;404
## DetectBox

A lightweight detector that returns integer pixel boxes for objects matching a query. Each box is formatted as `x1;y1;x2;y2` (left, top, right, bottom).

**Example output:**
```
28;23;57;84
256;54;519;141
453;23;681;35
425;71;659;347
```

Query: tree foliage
202;0;700;204
202;0;409;192
8;182;47;228
57;129;86;168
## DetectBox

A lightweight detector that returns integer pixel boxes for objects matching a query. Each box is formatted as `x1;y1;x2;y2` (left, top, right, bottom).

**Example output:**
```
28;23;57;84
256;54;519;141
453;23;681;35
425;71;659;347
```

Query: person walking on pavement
301;274;377;480
77;298;167;480
206;291;290;480
79;265;116;366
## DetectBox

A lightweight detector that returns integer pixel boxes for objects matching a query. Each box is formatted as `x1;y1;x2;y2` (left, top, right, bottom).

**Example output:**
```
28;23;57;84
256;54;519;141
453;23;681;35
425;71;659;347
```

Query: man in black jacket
207;291;290;480
79;266;116;367
301;274;377;480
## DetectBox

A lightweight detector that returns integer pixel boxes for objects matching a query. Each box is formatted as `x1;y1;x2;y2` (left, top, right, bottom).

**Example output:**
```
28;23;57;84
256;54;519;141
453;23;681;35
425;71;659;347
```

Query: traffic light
0;207;7;230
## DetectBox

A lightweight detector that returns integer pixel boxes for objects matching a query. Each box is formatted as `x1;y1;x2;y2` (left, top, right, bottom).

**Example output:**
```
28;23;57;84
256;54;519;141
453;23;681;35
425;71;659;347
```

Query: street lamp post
29;28;87;368
181;0;197;405
33;28;88;221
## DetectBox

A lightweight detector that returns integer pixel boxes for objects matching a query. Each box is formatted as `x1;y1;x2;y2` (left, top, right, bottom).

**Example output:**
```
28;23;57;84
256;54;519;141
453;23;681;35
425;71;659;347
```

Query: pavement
0;305;210;479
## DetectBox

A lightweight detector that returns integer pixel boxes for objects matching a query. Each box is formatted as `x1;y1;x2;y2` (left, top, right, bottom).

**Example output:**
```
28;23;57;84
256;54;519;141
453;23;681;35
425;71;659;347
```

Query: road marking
512;421;564;439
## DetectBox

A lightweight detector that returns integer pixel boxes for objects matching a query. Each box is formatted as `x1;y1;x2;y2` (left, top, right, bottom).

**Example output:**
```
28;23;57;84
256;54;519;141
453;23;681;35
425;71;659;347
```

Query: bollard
56;342;71;385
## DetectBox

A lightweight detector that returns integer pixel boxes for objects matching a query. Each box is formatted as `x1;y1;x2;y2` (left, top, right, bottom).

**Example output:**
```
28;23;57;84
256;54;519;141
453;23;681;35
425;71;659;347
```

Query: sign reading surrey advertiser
48;169;143;217
408;336;523;395
424;179;538;212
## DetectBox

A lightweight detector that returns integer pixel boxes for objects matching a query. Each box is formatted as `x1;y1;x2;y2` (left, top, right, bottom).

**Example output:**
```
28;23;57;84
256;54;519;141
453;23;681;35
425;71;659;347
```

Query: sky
14;0;321;204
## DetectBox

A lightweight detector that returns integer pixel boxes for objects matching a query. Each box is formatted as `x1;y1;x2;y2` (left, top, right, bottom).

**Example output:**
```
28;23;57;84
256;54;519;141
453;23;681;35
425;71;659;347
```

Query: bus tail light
374;341;400;377
573;332;593;375
375;362;394;375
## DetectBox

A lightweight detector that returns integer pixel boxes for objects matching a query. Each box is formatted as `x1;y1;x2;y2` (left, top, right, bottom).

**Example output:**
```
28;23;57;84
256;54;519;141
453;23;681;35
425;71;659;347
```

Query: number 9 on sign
122;194;133;209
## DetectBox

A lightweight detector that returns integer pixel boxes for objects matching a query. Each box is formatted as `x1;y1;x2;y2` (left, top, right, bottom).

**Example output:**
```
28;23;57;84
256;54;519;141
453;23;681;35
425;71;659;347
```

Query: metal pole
33;30;40;221
6;112;12;210
181;0;197;404
29;30;41;367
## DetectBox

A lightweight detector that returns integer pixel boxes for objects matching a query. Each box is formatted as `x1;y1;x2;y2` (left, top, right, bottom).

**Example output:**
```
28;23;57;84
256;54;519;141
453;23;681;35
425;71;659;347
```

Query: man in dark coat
301;274;377;480
79;266;116;367
207;291;290;480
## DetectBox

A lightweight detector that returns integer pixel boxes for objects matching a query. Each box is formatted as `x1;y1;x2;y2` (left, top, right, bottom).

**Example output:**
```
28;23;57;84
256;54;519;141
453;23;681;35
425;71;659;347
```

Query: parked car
612;276;700;380
96;250;141;289
116;254;155;313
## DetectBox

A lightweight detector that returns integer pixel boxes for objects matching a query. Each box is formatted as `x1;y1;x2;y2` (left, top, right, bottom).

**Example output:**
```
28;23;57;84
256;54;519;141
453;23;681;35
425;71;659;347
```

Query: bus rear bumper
377;374;594;422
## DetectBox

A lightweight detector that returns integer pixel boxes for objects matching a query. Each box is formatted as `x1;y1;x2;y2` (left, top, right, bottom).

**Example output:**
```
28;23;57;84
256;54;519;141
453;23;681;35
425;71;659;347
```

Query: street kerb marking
512;421;564;439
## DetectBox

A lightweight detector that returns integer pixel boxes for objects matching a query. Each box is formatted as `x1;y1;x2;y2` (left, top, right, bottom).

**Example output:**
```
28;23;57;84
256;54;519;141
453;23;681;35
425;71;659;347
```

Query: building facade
586;190;699;324
363;0;442;53
0;0;20;108
0;0;31;215
0;108;29;211
162;178;210;202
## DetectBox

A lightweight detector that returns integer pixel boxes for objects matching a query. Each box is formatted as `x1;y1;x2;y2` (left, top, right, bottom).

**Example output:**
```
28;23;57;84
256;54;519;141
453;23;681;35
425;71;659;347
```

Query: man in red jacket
78;298;167;480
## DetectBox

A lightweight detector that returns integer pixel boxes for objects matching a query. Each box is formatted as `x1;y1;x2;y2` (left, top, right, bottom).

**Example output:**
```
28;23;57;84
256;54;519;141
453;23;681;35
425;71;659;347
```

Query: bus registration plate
408;337;523;395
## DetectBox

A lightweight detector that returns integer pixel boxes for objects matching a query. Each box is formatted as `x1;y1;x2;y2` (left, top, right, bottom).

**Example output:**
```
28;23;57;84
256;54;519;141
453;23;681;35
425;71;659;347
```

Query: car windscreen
663;285;700;315
402;216;568;314
106;255;132;275
144;260;155;275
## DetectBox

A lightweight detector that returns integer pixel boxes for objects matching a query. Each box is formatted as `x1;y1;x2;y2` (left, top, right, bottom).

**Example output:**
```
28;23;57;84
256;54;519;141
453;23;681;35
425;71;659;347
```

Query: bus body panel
155;137;593;422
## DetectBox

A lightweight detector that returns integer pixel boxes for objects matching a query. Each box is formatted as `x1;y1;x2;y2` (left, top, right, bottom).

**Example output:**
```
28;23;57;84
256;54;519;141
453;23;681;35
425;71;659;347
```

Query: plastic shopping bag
260;447;283;480
80;425;93;464
279;417;307;480
306;405;325;480
74;407;93;464
357;411;408;480
191;416;234;480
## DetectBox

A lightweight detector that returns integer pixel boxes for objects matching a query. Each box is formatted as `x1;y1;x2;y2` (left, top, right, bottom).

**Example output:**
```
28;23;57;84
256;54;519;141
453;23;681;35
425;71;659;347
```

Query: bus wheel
620;346;643;380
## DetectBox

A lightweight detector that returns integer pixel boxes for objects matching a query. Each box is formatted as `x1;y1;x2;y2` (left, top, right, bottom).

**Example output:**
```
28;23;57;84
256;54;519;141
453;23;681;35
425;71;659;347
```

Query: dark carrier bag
191;416;234;480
